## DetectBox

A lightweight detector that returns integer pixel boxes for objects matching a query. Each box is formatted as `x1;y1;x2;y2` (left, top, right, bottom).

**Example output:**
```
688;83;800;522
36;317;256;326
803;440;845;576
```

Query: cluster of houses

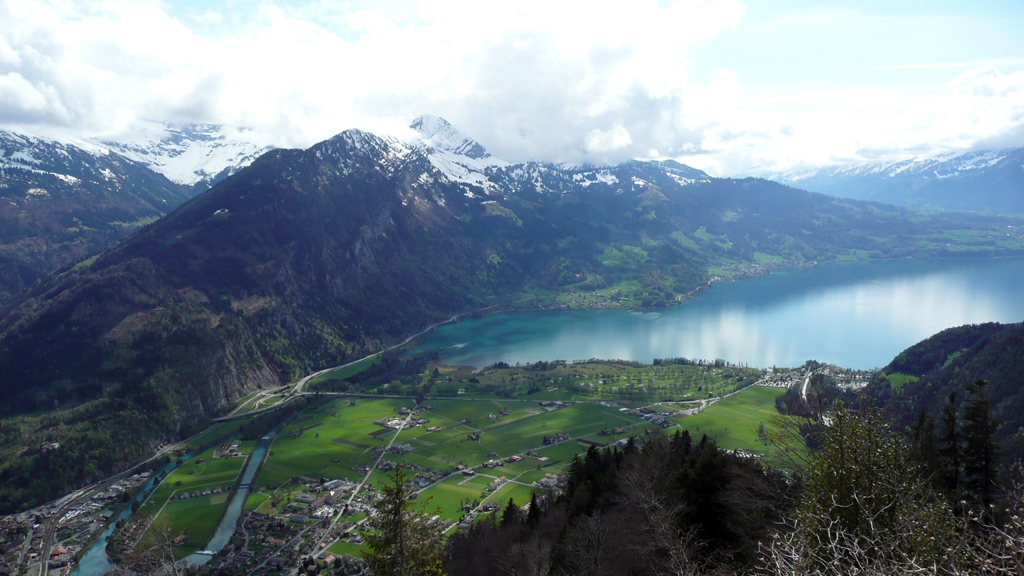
169;485;231;501
313;552;369;575
755;364;875;391
0;470;158;574
372;407;431;430
370;442;414;458
485;408;511;421
214;440;247;459
537;400;566;411
534;473;564;490
625;407;678;428
204;512;303;573
542;432;571;445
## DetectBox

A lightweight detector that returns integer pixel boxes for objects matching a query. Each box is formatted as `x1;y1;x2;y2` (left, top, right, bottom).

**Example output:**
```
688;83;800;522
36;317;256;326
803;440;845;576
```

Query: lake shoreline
405;256;1024;371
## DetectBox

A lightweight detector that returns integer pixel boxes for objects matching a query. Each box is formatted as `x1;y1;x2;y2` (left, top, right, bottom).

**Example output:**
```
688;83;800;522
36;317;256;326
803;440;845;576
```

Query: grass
186;419;252;451
886;372;920;390
327;540;366;556
142;446;247;513
488;482;537;509
162;495;230;557
257;398;412;489
417;475;486;521
244;491;270;511
671;386;787;458
135;443;250;558
308;355;383;388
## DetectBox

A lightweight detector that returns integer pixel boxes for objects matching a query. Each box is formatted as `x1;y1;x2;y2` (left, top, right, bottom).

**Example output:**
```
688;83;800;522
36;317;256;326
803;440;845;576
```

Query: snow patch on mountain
757;148;1022;185
97;121;273;187
406;115;508;193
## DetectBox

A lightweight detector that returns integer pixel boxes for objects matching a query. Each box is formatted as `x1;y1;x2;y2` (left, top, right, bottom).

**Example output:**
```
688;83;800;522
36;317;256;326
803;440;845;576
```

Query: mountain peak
96;120;273;189
409;114;491;161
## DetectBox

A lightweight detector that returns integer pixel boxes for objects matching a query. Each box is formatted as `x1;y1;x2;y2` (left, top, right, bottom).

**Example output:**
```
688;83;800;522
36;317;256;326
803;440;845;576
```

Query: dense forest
867;321;1024;466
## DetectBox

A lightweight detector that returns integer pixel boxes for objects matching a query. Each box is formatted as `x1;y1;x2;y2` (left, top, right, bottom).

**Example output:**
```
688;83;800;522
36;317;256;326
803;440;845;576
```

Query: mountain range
0;116;1022;511
98;121;273;191
0;130;192;304
759;149;1024;213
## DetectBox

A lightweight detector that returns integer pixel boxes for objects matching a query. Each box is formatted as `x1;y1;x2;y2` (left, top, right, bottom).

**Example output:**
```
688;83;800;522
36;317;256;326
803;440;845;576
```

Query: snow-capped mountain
0;129;191;304
760;149;1024;213
403;114;711;198
406;114;508;194
97;121;273;190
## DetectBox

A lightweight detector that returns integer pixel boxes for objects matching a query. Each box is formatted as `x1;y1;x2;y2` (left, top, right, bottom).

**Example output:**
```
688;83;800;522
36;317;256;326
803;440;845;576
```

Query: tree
363;468;445;576
938;391;961;494
526;492;541;528
777;403;960;573
500;498;519;528
906;407;939;481
961;379;1000;513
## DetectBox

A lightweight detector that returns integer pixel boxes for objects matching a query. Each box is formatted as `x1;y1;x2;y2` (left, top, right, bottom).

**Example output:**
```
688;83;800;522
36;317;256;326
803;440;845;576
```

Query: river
73;431;275;575
409;257;1024;370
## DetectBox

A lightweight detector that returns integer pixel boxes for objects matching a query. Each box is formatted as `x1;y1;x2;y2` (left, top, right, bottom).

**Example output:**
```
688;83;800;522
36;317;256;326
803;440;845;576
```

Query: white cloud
0;0;1022;174
584;123;633;153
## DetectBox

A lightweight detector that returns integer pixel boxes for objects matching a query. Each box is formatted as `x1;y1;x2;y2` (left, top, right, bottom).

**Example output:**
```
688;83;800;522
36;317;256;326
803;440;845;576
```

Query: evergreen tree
961;379;1000;513
363;468;445;576
526;492;541;528
938;392;961;494
793;403;958;571
500;498;519;528
907;407;939;481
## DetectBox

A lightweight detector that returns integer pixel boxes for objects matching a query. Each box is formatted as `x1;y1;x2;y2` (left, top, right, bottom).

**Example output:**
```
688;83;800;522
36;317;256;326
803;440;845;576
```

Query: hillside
1;119;1022;511
0;131;192;305
867;321;1024;464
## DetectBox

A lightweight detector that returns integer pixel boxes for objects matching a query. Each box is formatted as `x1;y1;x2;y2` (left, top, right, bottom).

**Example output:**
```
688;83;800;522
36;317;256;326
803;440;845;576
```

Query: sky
1;0;1023;175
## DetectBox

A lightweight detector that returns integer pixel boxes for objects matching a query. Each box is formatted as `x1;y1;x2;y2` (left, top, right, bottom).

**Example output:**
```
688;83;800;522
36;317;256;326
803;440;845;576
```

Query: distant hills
759;148;1024;213
867;321;1024;465
0;117;1022;511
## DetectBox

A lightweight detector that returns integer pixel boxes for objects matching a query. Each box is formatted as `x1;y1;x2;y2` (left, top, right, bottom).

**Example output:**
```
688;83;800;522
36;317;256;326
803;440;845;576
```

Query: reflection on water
411;257;1024;369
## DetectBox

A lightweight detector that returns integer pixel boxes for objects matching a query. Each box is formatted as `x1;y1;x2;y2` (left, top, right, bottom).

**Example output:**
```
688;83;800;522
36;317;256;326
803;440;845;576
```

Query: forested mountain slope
867;321;1024;464
0;131;191;304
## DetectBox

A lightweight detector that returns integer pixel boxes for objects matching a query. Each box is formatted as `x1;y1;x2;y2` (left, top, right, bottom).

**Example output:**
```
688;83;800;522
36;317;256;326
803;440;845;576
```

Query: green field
257;398;413;490
162;493;230;556
185;419;253;452
137;444;249;558
308;355;383;388
886;372;920;390
671;386;788;457
141;447;248;513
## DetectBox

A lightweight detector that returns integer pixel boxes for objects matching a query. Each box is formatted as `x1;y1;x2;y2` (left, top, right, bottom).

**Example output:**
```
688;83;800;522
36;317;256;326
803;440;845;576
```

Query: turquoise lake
410;257;1024;370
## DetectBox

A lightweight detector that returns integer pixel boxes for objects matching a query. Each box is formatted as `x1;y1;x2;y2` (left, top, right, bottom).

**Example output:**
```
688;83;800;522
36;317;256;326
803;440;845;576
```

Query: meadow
137;443;251;558
132;368;793;562
670;386;788;458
